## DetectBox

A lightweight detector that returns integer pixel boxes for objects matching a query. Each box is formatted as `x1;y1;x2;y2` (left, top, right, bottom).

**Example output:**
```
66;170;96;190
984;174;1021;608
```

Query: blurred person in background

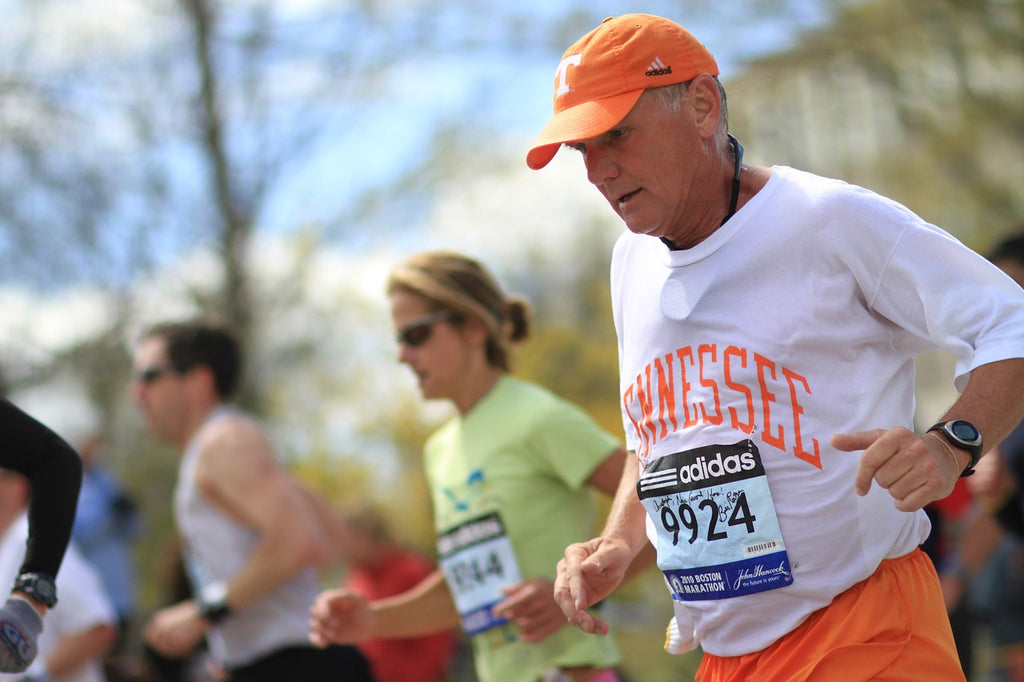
72;432;140;638
131;319;373;682
972;233;1024;539
311;251;653;682
0;468;118;682
0;398;83;674
955;232;1024;682
70;431;141;682
10;401;142;682
338;504;457;682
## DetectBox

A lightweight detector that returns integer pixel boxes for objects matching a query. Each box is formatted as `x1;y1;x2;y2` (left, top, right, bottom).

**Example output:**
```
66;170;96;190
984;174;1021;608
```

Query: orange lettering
724;346;754;434
783;367;821;468
655;355;679;436
698;344;723;425
754;353;785;451
622;344;817;468
676;347;697;427
636;367;658;443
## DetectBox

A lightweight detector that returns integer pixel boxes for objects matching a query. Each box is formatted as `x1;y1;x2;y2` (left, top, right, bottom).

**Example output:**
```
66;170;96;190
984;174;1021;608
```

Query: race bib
638;439;793;601
438;512;522;635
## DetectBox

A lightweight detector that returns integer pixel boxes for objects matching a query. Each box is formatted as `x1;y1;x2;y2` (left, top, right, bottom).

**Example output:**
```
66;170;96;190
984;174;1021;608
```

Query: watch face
15;572;57;606
34;578;56;602
950;421;981;443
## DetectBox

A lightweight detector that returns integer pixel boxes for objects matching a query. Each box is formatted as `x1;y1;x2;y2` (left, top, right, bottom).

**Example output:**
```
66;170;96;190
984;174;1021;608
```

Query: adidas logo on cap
646;57;672;77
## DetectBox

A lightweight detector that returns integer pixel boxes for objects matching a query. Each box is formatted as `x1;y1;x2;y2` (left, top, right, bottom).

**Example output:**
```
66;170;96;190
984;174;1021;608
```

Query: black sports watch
927;419;983;478
12;571;58;608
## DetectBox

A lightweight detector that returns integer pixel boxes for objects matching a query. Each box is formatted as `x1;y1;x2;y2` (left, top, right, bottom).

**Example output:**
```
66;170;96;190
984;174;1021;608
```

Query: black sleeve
1;397;83;577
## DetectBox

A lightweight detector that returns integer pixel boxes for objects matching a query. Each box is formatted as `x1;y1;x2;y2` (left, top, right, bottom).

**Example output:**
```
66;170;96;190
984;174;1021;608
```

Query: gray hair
650;78;729;138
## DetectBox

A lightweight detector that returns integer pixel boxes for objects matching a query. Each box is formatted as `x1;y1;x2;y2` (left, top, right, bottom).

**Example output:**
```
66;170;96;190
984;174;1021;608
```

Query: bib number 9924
660;490;756;545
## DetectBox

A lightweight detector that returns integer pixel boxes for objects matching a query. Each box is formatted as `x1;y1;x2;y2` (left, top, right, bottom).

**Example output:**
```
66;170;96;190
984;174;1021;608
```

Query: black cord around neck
723;133;744;225
661;134;745;251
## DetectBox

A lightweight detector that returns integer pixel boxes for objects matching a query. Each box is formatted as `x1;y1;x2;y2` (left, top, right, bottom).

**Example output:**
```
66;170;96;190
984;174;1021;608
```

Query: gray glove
0;598;43;673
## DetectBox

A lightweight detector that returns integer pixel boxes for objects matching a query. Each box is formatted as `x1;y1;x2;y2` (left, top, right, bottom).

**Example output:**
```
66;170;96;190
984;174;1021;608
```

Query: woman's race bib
438;512;523;635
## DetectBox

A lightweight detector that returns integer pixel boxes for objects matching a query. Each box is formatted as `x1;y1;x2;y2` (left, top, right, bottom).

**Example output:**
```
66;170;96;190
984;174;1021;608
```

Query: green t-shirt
425;375;622;682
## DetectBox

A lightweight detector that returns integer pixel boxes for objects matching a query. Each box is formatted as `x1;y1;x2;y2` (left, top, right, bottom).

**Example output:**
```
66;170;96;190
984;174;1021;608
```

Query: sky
260;0;841;236
0;0;852;281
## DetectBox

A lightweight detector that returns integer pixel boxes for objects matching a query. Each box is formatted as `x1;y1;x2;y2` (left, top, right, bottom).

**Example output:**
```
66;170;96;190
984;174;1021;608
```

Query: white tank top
174;406;321;667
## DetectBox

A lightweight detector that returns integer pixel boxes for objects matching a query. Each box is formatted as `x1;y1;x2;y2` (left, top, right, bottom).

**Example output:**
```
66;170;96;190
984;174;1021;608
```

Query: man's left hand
832;426;960;512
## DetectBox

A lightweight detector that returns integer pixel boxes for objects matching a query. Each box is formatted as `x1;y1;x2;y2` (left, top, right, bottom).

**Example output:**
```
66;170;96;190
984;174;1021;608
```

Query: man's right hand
554;536;633;636
0;598;43;673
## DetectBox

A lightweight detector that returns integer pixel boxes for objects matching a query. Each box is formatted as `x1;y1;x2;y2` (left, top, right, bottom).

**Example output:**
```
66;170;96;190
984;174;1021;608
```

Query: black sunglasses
396;311;455;348
134;365;177;385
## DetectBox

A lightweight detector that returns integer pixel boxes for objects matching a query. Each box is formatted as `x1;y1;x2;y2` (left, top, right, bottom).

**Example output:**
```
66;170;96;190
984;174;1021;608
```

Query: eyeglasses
134;365;177;385
395;311;455;348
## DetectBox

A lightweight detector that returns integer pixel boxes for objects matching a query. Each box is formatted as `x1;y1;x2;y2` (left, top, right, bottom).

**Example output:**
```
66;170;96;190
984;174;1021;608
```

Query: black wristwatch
12;571;58;608
197;581;231;624
928;419;983;477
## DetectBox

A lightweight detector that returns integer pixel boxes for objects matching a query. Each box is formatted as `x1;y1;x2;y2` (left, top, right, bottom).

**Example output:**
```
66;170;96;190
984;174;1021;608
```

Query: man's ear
689;73;722;139
187;364;219;398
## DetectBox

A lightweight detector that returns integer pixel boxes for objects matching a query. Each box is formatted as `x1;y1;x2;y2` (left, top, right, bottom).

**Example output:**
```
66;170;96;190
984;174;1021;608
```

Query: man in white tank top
131;320;373;682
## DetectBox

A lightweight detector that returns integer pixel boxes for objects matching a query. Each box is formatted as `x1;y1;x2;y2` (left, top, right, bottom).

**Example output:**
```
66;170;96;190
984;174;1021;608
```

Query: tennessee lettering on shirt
624;343;820;468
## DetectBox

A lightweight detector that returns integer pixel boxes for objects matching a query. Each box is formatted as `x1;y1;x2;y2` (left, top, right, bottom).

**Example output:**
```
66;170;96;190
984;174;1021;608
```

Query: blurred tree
513;234;621;434
729;0;1024;249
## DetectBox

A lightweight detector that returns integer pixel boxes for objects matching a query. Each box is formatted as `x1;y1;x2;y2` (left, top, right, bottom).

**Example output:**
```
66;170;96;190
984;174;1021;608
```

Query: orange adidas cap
526;14;719;170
